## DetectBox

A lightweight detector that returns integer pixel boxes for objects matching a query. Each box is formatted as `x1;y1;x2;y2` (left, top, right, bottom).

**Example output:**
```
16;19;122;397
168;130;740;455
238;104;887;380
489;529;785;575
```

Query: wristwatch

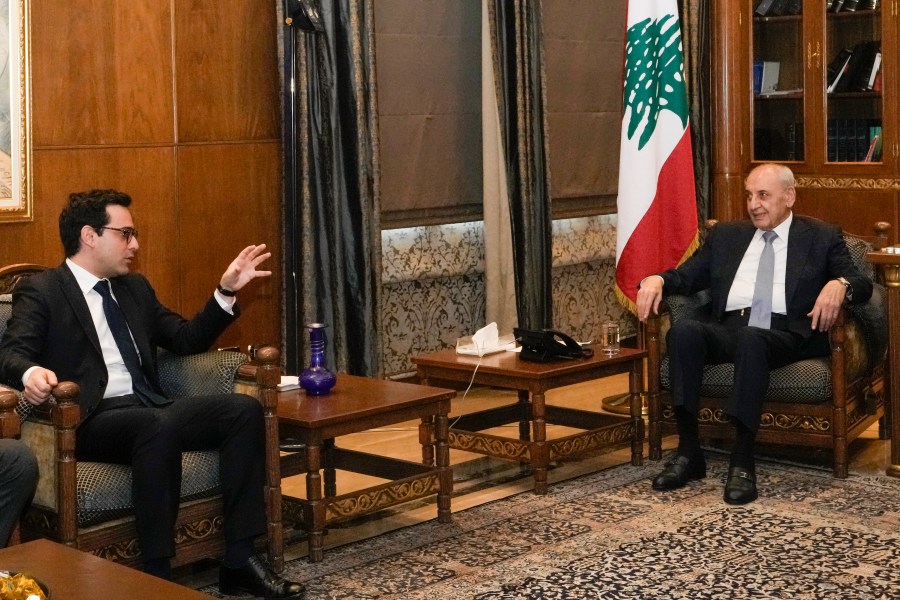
835;277;853;301
216;284;237;297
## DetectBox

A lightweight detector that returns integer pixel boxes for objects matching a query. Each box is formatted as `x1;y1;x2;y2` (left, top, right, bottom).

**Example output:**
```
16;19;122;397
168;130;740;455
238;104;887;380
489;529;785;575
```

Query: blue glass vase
299;323;337;395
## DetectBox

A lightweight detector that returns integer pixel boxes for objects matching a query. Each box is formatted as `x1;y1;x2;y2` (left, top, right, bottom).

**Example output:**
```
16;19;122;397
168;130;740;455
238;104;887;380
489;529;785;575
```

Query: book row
827;119;882;162
754;0;802;16
826;40;882;94
826;0;879;12
755;0;880;15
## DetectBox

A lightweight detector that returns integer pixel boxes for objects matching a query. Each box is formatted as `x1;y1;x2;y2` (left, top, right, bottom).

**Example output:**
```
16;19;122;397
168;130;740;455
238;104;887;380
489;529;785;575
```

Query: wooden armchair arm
233;345;283;572
0;388;20;438
18;381;80;545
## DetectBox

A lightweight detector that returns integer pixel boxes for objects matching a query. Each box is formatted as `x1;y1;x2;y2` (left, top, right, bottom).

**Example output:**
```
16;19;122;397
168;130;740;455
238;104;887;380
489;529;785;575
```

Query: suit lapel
722;223;756;288
57;264;103;357
785;217;813;310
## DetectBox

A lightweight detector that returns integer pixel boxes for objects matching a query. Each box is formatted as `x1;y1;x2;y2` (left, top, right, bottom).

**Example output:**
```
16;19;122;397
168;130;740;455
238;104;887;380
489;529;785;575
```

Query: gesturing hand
219;244;273;293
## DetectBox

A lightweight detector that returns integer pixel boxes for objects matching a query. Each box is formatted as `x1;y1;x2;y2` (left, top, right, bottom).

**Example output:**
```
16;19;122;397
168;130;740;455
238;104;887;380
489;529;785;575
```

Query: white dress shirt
725;212;793;314
66;259;138;398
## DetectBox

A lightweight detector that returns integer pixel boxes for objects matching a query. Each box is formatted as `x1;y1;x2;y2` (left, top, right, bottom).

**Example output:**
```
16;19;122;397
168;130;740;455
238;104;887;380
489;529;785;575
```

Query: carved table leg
885;272;900;477
304;442;325;562
419;415;435;466
323;439;336;498
630;357;644;466
531;391;548;494
435;412;452;523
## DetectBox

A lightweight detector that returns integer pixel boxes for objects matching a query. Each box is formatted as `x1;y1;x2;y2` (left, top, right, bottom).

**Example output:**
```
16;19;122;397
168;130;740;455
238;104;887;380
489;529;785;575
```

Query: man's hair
59;189;133;257
754;162;795;190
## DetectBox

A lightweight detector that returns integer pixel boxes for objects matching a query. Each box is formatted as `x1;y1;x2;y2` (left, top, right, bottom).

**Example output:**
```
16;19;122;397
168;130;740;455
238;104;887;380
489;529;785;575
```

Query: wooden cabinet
711;0;900;236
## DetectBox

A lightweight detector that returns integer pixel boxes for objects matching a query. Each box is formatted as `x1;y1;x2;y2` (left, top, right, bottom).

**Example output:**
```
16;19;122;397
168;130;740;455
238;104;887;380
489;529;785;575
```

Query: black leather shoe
219;555;305;599
724;467;758;505
651;454;706;490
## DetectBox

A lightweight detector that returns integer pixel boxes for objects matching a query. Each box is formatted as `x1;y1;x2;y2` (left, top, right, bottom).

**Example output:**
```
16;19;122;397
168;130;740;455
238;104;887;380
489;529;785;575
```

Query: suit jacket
0;263;238;421
658;216;873;339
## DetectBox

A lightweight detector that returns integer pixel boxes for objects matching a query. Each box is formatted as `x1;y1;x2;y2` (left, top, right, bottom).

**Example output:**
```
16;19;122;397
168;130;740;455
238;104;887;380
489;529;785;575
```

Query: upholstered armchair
0;264;284;571
644;222;890;478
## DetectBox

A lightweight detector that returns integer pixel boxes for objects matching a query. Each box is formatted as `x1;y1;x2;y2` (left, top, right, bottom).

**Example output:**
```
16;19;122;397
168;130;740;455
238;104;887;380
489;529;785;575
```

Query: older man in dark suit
0;189;304;598
636;163;872;505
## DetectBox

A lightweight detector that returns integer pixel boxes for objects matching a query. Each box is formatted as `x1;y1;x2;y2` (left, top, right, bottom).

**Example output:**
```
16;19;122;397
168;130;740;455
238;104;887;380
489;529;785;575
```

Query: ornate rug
204;454;900;599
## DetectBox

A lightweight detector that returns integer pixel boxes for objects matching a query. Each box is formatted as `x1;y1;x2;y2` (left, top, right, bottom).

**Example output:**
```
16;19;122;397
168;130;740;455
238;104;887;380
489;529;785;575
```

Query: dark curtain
487;0;553;330
680;0;711;222
282;0;382;376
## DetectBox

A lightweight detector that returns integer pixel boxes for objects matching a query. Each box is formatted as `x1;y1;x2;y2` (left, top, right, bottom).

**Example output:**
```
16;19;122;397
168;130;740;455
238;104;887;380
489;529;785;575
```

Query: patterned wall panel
552;214;617;267
381;217;635;378
382;274;486;377
382;222;484;284
552;260;635;344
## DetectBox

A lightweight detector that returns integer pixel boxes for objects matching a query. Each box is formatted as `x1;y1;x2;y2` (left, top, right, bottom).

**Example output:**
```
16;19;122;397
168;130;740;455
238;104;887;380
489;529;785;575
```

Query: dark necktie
93;280;168;405
748;230;777;329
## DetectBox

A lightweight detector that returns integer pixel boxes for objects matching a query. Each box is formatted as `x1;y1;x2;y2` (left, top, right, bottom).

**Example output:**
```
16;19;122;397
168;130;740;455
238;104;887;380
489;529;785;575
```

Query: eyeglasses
99;226;139;244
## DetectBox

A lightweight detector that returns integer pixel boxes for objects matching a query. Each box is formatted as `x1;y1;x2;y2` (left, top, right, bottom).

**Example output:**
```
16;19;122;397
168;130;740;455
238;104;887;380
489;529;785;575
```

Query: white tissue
456;322;517;356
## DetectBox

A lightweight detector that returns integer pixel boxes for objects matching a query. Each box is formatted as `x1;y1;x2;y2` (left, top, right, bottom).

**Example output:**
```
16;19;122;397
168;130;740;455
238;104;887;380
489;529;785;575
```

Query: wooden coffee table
413;347;645;494
277;374;455;562
0;539;214;599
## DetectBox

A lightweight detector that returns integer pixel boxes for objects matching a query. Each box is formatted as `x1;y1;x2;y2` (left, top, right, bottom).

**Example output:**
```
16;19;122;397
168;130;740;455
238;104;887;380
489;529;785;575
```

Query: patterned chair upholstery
644;222;891;478
0;264;284;571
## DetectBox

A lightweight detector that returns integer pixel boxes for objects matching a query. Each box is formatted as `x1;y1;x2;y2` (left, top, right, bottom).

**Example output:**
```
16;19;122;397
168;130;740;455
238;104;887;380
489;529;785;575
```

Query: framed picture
0;0;30;223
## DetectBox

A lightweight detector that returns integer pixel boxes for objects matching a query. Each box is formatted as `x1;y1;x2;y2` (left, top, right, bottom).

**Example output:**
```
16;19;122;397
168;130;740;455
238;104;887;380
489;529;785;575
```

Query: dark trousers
0;438;38;548
75;393;267;560
667;315;828;431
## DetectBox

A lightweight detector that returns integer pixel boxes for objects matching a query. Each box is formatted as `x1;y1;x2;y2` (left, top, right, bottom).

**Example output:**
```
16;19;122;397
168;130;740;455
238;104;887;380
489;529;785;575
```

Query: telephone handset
514;328;594;362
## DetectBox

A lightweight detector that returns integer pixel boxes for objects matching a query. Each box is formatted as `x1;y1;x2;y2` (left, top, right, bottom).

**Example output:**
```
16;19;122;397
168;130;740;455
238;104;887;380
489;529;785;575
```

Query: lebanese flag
615;0;699;312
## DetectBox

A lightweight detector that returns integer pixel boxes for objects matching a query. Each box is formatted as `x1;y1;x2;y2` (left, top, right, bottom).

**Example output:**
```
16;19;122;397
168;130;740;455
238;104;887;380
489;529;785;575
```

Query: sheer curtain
281;0;382;376
484;0;553;331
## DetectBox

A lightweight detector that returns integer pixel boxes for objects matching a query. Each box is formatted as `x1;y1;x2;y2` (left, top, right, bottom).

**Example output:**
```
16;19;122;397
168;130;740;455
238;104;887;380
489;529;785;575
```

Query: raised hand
218;244;273;293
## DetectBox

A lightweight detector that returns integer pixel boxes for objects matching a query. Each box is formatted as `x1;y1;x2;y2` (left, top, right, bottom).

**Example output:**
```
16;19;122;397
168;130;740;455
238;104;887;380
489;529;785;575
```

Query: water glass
601;321;620;356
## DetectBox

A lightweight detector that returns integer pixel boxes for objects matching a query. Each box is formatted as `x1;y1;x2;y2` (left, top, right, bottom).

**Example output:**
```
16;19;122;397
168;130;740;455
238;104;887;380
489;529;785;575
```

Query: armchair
644;222;890;478
0;264;284;571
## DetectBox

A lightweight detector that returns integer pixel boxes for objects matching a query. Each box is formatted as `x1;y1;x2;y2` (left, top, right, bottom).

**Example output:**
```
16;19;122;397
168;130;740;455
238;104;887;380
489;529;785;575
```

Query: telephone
514;328;594;362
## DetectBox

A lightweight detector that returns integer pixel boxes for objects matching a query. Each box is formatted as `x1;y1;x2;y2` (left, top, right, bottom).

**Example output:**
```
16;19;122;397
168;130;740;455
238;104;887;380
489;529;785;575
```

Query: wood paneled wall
0;0;283;350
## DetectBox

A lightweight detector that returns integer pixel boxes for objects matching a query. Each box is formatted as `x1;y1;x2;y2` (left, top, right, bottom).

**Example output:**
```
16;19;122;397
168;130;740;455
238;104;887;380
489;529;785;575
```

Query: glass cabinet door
751;1;805;163
824;1;883;164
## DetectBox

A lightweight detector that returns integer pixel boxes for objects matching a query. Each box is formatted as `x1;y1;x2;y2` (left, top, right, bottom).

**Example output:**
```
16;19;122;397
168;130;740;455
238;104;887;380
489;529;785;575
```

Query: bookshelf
709;0;898;235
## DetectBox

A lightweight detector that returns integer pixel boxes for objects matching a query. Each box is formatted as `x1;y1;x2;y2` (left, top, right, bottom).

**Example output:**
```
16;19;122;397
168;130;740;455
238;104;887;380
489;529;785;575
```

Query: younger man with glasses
0;189;304;598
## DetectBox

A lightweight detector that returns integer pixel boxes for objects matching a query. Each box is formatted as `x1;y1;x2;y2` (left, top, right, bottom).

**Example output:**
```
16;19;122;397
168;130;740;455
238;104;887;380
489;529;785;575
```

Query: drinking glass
601;321;620;356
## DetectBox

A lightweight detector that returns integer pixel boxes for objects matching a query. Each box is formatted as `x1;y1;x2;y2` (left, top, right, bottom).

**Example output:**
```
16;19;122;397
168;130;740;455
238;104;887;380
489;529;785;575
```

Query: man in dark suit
636;163;872;505
0;189;304;598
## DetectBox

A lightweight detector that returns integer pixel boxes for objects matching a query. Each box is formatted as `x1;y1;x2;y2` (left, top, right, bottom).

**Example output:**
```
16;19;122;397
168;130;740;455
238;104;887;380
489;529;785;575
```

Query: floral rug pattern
204;455;900;599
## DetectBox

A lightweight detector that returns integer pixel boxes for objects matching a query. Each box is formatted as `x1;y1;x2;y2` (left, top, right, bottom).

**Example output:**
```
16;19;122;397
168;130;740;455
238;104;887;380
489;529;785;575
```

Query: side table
277;374;455;561
0;539;214;599
413;347;645;494
867;249;900;478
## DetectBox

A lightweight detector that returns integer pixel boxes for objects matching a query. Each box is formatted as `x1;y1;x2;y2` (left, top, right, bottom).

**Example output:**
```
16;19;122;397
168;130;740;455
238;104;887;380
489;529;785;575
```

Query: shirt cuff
22;365;40;388
214;289;236;314
638;275;664;289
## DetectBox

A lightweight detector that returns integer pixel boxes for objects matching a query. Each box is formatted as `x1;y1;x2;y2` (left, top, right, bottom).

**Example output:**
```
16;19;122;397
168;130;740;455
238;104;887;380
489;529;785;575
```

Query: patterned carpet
203;454;900;599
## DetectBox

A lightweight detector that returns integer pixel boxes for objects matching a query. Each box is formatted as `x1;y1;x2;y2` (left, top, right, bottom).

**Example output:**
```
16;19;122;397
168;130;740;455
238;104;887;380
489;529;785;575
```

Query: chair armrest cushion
157;350;249;398
667;290;714;324
843;282;888;378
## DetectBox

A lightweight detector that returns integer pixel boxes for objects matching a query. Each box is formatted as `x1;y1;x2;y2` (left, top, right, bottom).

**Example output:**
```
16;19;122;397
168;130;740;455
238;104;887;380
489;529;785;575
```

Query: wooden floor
176;373;892;588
